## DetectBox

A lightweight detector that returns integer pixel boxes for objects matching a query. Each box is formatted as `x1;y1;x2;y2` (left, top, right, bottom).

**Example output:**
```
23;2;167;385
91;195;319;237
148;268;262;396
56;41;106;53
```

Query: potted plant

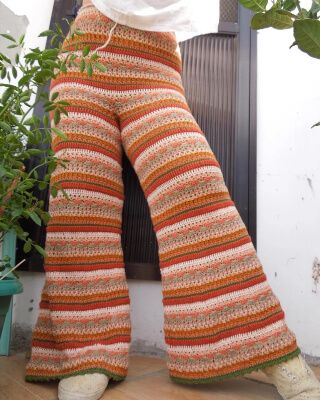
0;21;106;354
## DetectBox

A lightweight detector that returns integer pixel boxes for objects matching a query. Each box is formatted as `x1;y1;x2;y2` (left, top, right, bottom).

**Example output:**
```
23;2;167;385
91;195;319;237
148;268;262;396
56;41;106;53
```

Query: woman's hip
68;0;181;70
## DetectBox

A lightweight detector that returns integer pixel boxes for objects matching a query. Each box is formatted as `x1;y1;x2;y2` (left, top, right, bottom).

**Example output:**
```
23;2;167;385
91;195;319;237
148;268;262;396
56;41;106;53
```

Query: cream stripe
156;206;236;238
167;320;286;355
46;268;124;280
148;165;222;203
39;304;130;319
164;281;270;314
122;106;193;137
50;189;123;204
46;232;120;240
31;342;130;357
161;242;254;278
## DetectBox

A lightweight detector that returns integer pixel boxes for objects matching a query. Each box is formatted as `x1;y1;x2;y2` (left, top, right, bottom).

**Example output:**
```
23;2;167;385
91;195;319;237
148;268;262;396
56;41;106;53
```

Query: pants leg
118;51;300;384
25;16;131;381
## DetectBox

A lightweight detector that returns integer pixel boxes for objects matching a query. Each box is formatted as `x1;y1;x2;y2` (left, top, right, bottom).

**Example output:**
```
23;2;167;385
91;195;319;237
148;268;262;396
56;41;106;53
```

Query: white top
91;0;220;42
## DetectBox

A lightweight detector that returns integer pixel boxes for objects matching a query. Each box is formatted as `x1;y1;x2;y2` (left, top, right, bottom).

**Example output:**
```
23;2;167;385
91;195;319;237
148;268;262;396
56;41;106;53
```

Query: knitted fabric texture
25;1;300;385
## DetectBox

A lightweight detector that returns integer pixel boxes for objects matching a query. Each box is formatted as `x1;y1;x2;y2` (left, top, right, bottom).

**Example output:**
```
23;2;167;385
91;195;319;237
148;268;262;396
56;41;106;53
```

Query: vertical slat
179;34;238;197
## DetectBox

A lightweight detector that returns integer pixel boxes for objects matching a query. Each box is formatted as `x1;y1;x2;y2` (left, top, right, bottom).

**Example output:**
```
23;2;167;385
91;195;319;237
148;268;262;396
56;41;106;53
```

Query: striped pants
25;0;300;384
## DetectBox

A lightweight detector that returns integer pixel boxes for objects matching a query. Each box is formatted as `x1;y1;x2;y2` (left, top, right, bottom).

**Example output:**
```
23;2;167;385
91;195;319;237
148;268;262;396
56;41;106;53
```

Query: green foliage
0;21;106;266
239;0;320;59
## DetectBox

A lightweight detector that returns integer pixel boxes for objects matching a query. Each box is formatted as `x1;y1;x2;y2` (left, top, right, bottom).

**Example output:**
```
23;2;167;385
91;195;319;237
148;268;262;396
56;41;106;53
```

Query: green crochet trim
170;347;301;385
25;367;126;383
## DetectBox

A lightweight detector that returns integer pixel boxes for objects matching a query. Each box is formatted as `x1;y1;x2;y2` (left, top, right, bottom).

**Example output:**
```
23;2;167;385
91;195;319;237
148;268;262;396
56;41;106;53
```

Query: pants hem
169;347;301;385
25;367;127;383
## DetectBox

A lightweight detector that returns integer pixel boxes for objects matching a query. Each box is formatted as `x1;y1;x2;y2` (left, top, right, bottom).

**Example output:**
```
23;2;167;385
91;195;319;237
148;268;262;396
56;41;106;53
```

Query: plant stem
0;258;26;280
295;0;302;12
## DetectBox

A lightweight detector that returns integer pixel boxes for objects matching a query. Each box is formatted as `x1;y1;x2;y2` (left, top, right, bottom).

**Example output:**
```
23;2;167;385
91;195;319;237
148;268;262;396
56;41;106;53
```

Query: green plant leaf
18;34;25;45
28;211;42;226
80;59;86;73
1;67;6;79
34;245;46;257
265;9;293;29
74;29;85;36
50;186;58;198
283;0;297;11
27;148;43;156
87;62;93;77
239;0;268;12
24;117;36;126
52;127;68;140
0;222;9;231
23;240;32;253
54;109;61;125
38;29;55;37
82;45;91;57
1;87;14;103
12;66;17;78
95;62;107;72
0;121;11;132
251;13;271;29
0;33;16;42
38;181;48;190
51;92;59;101
293;19;320;58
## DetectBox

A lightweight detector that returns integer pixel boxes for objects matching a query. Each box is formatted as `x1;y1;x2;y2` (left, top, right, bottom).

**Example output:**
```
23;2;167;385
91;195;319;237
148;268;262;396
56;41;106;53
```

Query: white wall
3;0;320;359
257;28;320;358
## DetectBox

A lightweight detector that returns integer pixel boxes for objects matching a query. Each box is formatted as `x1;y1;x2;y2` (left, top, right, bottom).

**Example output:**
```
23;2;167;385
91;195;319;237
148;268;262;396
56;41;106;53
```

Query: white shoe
263;354;320;399
58;373;109;400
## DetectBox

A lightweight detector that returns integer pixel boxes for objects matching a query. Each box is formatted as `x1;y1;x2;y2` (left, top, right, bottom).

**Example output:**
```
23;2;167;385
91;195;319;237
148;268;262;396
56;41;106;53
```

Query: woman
25;1;320;400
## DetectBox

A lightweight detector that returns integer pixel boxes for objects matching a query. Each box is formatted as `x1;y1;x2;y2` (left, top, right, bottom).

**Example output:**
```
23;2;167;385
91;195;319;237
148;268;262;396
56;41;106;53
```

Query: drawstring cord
96;21;118;51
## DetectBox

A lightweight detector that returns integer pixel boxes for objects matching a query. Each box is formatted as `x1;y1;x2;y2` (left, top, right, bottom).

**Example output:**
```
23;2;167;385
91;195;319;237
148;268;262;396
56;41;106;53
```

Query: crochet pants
25;1;300;384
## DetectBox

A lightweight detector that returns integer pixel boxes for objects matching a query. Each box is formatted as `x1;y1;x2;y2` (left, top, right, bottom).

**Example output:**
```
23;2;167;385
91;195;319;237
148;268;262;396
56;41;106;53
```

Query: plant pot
0;277;23;335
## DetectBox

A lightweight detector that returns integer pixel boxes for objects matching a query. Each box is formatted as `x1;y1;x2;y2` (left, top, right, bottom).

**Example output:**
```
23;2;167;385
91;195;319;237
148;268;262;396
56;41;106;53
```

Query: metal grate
180;34;238;195
220;0;239;23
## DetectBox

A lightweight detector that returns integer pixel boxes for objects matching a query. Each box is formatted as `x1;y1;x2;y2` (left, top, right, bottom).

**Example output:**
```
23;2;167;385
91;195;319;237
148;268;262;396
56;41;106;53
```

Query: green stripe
57;139;118;156
125;100;186;127
45;259;122;267
164;272;265;301
25;368;126;383
56;179;122;194
132;123;197;155
170;348;301;385
170;198;229;220
41;295;129;306
64;41;178;66
33;334;129;345
47;223;119;228
162;232;249;263
146;156;220;191
166;309;281;341
63;104;115;121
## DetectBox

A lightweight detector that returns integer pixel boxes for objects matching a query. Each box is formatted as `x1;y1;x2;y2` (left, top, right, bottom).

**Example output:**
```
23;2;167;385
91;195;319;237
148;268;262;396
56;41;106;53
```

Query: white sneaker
263;354;320;399
58;373;109;400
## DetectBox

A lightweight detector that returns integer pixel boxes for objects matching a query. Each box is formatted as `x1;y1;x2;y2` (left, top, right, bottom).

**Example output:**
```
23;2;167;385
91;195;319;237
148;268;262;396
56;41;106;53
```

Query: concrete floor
1;353;320;400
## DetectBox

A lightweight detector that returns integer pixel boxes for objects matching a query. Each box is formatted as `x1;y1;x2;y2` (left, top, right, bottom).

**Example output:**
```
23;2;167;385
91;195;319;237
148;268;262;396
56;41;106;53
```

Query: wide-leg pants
25;0;300;384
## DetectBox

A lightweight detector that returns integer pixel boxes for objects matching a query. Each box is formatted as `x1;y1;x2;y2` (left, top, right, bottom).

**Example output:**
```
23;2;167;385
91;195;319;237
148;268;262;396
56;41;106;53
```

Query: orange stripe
169;343;298;379
163;274;267;306
165;311;284;346
155;200;235;231
40;297;130;311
